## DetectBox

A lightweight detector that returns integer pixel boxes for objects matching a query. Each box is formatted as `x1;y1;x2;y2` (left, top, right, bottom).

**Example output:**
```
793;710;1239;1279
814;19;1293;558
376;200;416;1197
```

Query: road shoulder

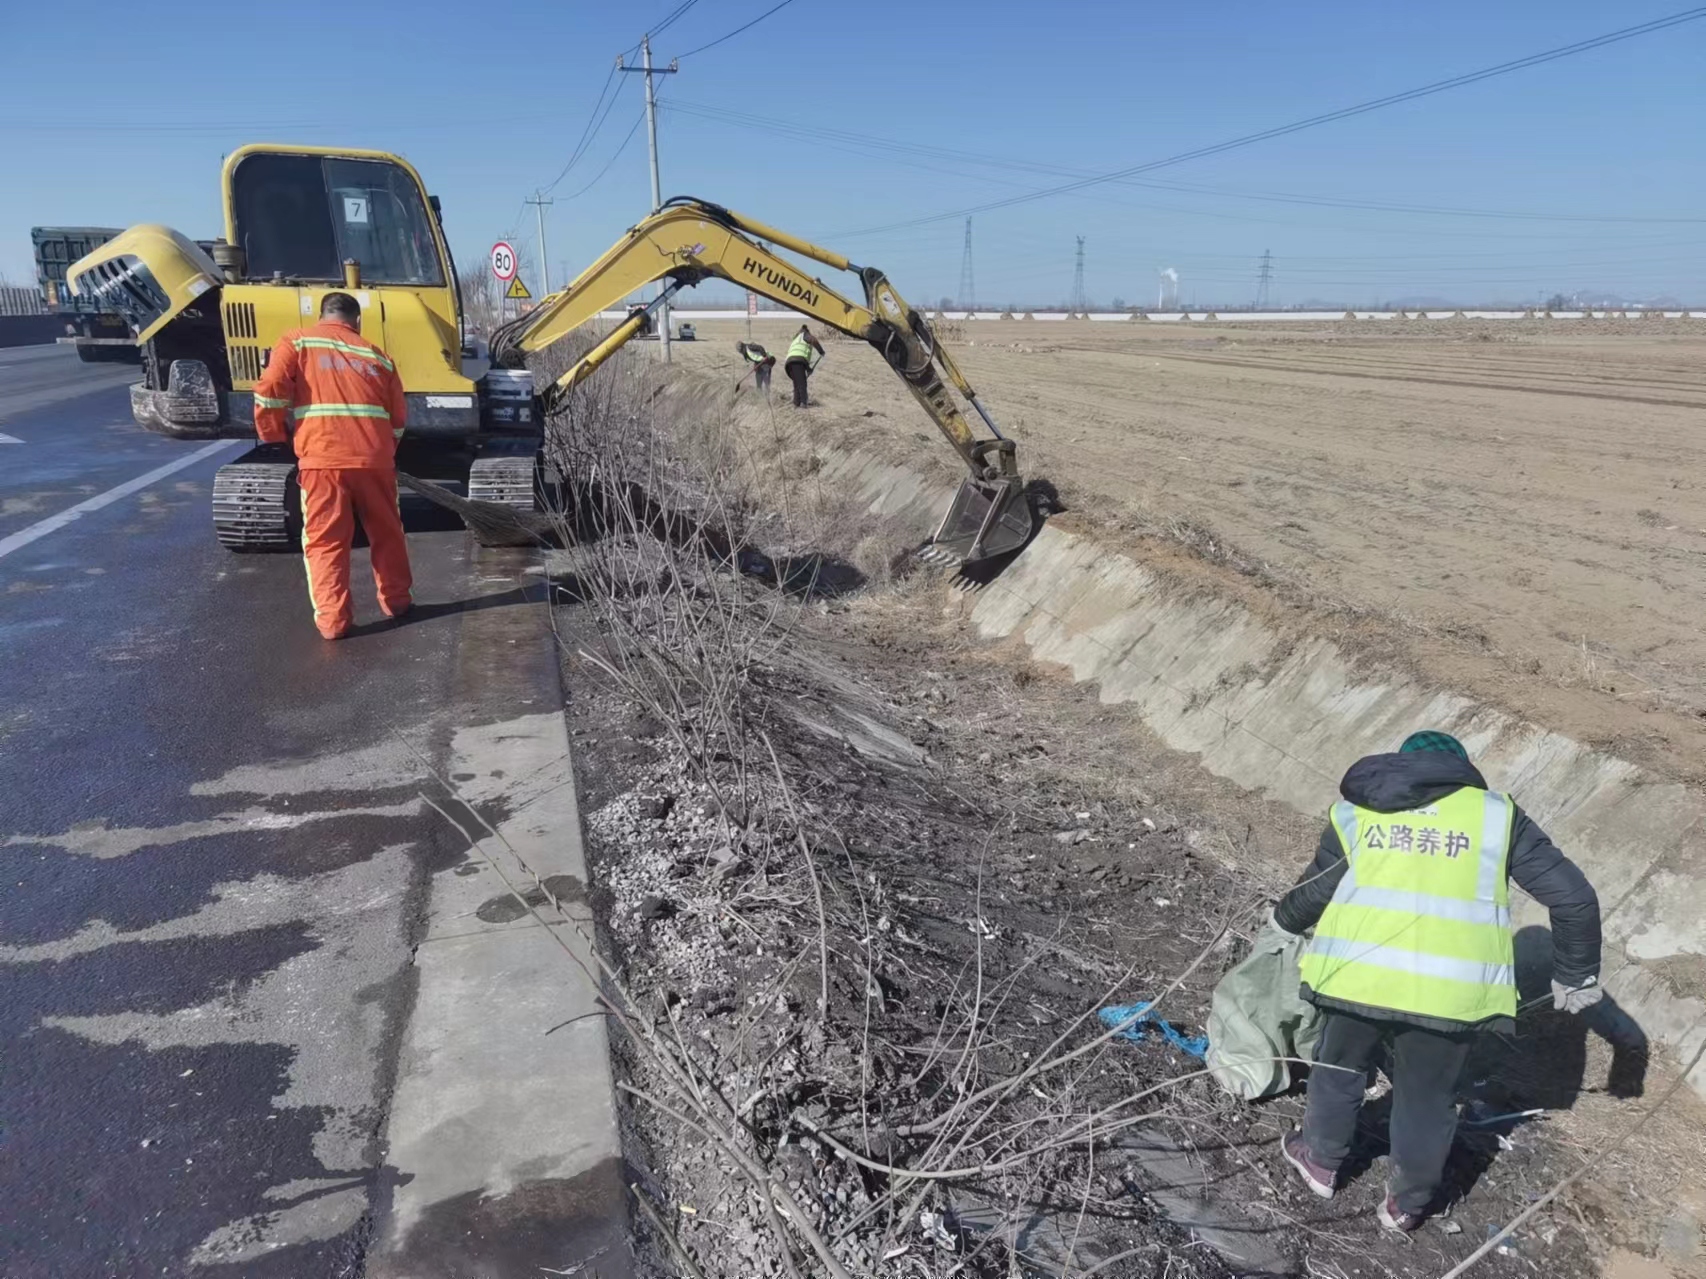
368;553;630;1278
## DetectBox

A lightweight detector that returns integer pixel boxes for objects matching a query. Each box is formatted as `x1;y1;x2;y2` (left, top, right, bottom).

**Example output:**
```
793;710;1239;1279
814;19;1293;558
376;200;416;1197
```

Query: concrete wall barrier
0;315;67;349
599;308;1700;325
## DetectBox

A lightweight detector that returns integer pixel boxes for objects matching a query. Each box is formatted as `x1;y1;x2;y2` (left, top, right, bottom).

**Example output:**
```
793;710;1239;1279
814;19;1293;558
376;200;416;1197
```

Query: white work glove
1264;906;1301;941
1552;977;1603;1014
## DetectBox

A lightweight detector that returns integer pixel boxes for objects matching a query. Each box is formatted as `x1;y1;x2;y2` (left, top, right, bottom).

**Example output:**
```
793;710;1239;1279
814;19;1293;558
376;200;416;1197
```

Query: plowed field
672;317;1706;775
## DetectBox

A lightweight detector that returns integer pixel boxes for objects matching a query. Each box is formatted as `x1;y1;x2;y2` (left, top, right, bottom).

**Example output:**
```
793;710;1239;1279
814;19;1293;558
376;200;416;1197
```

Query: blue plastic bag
1098;1000;1209;1059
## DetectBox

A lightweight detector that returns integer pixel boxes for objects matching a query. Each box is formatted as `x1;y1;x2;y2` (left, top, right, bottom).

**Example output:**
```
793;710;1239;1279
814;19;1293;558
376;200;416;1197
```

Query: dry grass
516;341;1277;1276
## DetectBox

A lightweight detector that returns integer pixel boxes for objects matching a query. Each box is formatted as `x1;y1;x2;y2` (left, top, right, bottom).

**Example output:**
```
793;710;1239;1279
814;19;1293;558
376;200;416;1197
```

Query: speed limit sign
490;241;517;282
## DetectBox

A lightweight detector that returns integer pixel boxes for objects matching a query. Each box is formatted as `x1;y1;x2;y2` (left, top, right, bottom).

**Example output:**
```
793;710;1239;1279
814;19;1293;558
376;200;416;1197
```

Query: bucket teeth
914;545;963;567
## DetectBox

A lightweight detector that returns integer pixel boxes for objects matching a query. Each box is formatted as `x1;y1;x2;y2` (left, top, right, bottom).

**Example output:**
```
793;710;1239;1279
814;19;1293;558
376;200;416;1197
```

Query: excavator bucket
922;476;1034;565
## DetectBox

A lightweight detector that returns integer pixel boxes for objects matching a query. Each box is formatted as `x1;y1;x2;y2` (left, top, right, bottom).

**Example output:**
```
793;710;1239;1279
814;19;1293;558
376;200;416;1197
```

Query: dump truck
32;227;142;363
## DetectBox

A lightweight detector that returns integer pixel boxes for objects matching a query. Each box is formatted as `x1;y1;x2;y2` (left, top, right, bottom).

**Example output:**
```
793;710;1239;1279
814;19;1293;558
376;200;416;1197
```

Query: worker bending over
784;324;824;408
736;340;774;392
1274;730;1601;1232
254;292;412;640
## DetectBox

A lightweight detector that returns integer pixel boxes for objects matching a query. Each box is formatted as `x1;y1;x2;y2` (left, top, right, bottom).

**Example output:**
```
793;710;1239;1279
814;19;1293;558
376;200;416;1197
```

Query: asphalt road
0;348;607;1276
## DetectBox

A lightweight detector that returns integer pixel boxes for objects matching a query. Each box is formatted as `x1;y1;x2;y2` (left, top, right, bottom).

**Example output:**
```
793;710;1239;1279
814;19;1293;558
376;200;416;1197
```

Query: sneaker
1378;1194;1424;1233
1281;1132;1336;1199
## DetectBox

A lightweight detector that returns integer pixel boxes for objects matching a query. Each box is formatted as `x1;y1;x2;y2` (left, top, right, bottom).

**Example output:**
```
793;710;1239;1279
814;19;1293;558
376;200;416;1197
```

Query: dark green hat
1399;730;1468;761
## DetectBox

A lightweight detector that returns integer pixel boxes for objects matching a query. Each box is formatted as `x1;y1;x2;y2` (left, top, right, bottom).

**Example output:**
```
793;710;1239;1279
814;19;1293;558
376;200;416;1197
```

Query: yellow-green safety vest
1299;786;1516;1025
788;335;813;362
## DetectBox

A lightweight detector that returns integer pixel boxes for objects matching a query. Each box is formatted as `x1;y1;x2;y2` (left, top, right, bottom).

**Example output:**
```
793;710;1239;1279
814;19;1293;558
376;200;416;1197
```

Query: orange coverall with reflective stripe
254;320;412;639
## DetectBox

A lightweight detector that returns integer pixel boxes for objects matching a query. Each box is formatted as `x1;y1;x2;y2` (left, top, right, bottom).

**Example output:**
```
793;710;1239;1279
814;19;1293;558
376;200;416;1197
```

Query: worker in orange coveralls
253;292;412;640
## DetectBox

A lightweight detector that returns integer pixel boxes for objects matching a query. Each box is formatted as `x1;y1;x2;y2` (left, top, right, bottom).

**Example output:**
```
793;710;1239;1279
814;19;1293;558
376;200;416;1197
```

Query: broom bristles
396;471;560;548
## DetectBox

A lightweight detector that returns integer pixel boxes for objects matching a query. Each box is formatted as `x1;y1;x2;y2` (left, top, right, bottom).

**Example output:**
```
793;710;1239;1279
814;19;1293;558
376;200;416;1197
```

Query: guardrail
0;286;48;317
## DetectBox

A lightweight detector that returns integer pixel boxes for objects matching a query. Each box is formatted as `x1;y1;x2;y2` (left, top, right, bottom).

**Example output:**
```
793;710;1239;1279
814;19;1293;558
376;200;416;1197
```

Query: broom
396;471;561;548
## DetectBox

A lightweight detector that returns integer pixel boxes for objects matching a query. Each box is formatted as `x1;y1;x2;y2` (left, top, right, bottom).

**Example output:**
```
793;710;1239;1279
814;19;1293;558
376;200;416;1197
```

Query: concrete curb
819;445;1706;1099
368;560;630;1278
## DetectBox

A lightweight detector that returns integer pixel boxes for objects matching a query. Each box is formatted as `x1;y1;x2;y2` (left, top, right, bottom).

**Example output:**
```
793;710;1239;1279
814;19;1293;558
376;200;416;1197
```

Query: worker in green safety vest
1272;730;1602;1233
736;340;774;393
783;324;824;409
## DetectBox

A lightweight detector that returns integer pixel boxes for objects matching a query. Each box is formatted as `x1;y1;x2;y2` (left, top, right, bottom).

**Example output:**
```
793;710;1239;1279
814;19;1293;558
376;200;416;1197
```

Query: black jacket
1275;751;1601;1030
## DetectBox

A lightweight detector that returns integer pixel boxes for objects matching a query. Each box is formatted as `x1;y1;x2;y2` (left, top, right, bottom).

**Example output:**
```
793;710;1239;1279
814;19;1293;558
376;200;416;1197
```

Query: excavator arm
490;198;1032;563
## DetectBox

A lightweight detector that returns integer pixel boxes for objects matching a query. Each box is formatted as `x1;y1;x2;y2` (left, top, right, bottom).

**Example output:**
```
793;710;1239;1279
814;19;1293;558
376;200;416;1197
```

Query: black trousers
1301;1010;1474;1214
785;357;810;407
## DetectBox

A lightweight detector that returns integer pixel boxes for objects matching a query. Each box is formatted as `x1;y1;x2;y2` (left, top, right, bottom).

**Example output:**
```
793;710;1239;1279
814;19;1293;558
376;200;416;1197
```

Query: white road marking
4;800;422;860
0;432;22;444
0;439;241;560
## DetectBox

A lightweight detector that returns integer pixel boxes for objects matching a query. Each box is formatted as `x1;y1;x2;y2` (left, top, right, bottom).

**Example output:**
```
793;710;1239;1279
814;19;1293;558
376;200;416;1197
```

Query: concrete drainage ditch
798;442;1706;1102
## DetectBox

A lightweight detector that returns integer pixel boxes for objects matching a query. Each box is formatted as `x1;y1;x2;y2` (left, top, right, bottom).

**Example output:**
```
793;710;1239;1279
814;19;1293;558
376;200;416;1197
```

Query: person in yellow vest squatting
1273;730;1602;1232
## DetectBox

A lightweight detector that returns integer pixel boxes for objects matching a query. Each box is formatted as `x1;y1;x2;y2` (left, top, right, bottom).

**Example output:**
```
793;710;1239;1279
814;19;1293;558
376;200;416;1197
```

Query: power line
1070;236;1087;312
1256;249;1273;308
562;110;649;200
664;97;1706;228
675;0;801;58
831;6;1706;238
530;2;695;199
651;0;701;38
541;67;628;192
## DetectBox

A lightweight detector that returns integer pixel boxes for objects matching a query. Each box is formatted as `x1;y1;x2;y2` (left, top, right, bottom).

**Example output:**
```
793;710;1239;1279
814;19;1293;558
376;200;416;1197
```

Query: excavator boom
491;198;1032;564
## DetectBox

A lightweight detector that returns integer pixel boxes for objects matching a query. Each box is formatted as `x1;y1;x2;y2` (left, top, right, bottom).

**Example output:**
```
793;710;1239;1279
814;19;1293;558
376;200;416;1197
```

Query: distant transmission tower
1070;236;1087;313
1256;249;1274;309
958;217;975;310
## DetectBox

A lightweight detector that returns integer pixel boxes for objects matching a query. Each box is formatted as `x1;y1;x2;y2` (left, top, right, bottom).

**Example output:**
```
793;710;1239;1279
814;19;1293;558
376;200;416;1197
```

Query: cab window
232;153;446;287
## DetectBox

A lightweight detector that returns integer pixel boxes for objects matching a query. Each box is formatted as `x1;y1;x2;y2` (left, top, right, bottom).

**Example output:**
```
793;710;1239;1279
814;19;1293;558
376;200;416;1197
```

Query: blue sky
3;1;1703;307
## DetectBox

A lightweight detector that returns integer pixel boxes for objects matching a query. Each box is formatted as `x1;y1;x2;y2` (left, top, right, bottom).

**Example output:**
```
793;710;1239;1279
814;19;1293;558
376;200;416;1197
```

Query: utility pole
620;37;678;362
958;217;975;311
1070;236;1087;313
525;191;554;294
1255;248;1273;310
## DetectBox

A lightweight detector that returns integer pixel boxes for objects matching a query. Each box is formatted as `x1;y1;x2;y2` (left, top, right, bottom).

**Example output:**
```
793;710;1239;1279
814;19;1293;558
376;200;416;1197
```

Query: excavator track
212;448;300;552
466;450;540;511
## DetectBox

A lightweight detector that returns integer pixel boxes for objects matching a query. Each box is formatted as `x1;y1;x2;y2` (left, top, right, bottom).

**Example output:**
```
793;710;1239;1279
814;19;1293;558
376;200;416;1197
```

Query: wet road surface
0;349;566;1275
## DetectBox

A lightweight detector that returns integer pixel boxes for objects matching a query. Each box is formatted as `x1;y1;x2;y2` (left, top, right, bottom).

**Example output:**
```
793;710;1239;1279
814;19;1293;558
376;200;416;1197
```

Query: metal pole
527;192;555;295
641;35;670;364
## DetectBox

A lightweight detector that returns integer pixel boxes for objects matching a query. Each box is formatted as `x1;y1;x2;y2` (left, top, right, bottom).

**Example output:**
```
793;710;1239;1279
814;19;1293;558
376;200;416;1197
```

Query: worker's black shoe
1378;1194;1425;1233
1281;1132;1336;1199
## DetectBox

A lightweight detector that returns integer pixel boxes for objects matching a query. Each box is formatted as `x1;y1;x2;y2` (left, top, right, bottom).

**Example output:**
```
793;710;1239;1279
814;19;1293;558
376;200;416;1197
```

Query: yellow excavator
488;197;1031;563
67;147;1031;563
66;144;539;551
